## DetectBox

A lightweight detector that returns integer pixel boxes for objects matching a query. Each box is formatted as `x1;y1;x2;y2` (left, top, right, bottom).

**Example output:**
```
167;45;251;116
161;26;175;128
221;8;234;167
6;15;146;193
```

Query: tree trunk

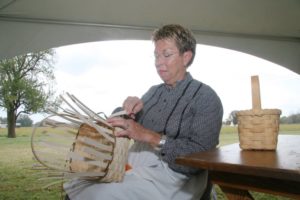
7;108;16;138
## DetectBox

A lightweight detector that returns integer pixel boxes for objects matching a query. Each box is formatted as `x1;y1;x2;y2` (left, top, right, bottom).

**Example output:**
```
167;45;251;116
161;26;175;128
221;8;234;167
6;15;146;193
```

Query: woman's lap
64;168;207;200
64;172;164;200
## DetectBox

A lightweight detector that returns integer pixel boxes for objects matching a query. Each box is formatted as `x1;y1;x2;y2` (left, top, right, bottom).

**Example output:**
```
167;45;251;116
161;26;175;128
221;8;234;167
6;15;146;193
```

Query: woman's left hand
106;117;143;140
106;117;160;145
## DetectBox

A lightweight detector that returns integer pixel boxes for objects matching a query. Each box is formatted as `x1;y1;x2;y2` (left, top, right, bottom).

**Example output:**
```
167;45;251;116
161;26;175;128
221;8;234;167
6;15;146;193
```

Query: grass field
0;124;299;200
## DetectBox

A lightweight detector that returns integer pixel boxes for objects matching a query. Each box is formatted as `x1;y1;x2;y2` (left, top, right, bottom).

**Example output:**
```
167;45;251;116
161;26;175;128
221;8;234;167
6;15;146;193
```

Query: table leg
219;185;254;200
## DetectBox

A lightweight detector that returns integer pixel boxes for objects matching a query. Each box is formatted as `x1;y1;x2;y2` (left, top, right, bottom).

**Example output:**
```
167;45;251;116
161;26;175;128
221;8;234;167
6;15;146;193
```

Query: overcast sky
2;40;300;122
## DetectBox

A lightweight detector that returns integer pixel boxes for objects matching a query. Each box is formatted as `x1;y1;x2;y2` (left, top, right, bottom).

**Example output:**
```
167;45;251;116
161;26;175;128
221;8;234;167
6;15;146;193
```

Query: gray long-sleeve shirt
136;72;223;175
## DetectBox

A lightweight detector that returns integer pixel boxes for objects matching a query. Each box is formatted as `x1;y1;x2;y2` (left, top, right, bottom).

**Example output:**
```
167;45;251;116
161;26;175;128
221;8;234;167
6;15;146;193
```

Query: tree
226;110;239;126
0;49;58;138
280;113;300;124
16;114;33;127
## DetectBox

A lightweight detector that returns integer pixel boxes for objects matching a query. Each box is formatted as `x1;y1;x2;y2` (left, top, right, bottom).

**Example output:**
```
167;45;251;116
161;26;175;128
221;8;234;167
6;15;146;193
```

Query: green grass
0;125;299;200
0;128;63;200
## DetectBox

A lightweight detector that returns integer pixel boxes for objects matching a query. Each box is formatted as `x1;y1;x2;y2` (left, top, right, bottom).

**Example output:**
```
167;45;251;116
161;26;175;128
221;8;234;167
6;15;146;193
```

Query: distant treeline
225;111;300;125
280;113;300;124
1;113;300;126
0;114;33;127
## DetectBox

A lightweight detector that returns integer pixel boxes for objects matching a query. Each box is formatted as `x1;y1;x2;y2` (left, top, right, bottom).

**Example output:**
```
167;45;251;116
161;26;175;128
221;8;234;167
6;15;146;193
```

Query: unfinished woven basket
31;93;130;188
236;76;281;150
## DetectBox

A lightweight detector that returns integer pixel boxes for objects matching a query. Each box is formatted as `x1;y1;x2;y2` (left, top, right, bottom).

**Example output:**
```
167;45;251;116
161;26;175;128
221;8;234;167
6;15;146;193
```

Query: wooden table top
176;135;300;182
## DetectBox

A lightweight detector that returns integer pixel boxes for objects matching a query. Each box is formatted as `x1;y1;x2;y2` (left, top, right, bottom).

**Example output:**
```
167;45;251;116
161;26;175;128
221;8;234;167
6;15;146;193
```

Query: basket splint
31;93;130;188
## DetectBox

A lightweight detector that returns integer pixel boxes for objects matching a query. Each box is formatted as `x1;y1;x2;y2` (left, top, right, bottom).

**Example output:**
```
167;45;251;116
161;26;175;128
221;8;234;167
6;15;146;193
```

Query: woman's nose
155;57;164;68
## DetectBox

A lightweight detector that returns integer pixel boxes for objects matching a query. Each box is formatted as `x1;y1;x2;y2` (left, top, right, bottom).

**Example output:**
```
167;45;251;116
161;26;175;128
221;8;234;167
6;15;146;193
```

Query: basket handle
251;75;261;110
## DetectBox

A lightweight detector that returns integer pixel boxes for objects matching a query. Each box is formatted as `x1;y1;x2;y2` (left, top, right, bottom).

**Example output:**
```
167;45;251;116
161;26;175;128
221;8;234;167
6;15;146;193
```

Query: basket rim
236;109;281;116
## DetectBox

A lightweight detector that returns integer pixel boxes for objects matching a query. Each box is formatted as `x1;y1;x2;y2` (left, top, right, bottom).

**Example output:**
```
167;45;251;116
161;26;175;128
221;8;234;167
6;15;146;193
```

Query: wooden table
176;135;300;200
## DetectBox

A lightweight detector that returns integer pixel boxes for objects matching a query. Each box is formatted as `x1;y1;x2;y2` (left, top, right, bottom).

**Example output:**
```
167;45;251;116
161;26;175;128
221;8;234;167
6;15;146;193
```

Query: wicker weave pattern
68;124;129;182
236;76;281;150
101;129;129;182
237;109;281;150
31;93;130;188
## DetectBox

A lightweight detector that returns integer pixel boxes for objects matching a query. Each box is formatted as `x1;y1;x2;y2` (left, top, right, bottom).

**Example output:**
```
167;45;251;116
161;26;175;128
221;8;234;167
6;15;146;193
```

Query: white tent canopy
0;0;299;74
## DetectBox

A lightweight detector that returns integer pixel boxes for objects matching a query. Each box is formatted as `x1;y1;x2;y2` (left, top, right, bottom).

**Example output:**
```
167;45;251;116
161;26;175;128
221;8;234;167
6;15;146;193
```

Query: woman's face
154;38;192;87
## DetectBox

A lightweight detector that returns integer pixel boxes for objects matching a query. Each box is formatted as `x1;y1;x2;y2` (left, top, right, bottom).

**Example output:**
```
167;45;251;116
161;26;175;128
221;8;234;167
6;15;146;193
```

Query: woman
65;24;223;200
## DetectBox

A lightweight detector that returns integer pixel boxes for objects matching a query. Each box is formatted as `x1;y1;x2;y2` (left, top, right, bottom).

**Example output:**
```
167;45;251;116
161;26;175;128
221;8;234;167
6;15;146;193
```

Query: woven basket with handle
236;76;281;150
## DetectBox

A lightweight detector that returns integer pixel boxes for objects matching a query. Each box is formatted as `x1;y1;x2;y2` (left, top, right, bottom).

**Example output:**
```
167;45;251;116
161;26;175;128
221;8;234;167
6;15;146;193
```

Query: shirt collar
164;72;193;90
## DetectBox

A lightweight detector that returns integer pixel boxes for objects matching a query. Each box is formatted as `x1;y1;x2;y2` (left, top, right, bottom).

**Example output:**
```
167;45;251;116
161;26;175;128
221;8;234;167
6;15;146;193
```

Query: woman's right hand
122;96;143;116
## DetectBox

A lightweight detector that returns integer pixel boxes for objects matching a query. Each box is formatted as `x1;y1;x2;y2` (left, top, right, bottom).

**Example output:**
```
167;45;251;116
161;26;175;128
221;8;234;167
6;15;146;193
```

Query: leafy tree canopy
0;49;60;137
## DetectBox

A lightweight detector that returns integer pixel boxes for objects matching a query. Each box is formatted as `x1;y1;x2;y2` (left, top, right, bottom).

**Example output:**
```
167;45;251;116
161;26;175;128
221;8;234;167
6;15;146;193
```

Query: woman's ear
183;51;193;67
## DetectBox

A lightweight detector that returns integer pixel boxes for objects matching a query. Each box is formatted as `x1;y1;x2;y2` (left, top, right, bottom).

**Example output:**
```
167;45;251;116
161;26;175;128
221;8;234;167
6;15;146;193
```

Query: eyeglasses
154;51;179;61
